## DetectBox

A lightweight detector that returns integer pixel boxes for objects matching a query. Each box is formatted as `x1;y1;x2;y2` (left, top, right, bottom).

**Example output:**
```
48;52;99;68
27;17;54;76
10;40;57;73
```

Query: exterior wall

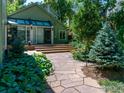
0;0;6;63
54;22;68;44
9;5;68;44
16;25;45;44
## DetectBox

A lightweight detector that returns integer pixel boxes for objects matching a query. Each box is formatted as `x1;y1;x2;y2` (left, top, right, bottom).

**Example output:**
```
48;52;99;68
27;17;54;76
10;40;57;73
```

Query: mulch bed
82;65;124;81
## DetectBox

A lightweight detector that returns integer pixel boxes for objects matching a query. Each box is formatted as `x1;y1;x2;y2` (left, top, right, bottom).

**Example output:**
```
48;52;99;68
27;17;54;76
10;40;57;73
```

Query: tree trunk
0;0;7;63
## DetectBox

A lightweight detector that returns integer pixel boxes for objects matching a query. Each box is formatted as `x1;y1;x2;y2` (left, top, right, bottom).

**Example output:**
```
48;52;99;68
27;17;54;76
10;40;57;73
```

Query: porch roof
7;18;52;27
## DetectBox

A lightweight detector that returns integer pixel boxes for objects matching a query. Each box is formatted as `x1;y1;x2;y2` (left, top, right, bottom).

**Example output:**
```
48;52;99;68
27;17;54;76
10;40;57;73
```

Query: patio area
44;52;105;93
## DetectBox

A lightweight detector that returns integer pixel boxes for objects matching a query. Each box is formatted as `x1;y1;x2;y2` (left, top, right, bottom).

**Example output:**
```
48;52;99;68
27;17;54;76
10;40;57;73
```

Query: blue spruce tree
89;23;124;68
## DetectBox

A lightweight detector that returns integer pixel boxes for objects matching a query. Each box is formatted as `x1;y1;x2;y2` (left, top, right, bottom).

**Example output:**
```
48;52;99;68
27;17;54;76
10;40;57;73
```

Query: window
16;19;25;25
36;21;44;26
25;20;30;25
32;21;36;25
17;26;26;42
60;31;66;40
7;26;17;45
44;22;50;26
27;27;30;43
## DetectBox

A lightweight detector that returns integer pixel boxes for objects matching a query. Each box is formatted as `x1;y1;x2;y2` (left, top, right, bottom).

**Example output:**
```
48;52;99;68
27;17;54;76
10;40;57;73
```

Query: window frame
17;25;26;43
59;30;66;40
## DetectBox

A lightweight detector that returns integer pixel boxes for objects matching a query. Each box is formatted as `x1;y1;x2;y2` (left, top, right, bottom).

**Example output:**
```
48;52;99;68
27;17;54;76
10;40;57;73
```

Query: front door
44;28;51;44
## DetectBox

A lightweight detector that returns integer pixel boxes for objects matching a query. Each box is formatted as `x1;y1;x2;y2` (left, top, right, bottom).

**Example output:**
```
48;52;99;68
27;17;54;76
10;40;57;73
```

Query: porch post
51;28;54;44
30;26;33;44
25;26;27;43
5;25;7;49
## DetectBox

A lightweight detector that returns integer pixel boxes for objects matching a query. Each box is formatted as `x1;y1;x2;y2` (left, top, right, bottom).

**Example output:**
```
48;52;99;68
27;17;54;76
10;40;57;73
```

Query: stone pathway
45;52;105;93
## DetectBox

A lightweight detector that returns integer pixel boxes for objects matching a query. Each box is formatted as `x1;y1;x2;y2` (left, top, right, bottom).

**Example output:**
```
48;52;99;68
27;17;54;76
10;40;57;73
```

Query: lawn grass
99;79;124;93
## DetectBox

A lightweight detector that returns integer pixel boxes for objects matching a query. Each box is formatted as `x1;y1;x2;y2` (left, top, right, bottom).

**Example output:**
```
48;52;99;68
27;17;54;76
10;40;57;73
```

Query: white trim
25;26;27;43
30;27;33;43
35;27;37;44
51;29;54;44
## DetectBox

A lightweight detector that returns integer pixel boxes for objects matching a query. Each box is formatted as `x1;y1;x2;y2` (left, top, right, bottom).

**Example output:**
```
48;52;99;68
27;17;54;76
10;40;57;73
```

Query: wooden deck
26;44;73;54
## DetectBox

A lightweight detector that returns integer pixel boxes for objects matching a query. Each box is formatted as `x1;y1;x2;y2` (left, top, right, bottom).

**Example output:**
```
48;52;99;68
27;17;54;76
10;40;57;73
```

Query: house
7;3;68;45
0;0;7;63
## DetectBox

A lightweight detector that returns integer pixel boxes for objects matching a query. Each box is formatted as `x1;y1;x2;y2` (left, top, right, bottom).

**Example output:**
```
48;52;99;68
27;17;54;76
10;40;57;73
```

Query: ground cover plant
83;65;124;93
0;44;52;93
0;52;53;93
99;80;124;93
33;53;53;76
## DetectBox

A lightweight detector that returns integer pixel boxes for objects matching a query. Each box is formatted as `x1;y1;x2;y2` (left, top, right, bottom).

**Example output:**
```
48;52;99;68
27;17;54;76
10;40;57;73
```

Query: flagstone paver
62;88;79;93
45;52;106;93
52;86;65;93
75;85;105;93
84;77;102;88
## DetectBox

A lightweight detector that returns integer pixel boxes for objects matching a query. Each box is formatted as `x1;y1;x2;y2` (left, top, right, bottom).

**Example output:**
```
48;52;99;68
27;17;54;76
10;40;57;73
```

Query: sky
26;0;43;4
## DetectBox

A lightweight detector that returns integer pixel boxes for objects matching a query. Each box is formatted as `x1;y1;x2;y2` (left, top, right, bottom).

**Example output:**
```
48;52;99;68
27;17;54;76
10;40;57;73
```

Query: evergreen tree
88;23;124;68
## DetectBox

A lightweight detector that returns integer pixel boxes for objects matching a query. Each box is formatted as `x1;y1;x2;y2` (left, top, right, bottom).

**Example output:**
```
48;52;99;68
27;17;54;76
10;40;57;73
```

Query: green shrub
117;26;124;48
0;53;52;93
88;23;124;68
72;49;88;61
99;79;124;93
9;38;25;58
71;41;85;49
33;53;53;76
71;41;89;61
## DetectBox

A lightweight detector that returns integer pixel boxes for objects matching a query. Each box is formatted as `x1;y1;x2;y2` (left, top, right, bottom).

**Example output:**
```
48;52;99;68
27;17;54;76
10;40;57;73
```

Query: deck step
35;44;72;54
37;49;71;53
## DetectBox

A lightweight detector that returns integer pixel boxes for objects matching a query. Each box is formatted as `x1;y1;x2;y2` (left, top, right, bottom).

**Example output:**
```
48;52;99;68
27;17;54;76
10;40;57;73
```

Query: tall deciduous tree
108;1;124;45
44;0;73;24
71;0;101;50
7;0;26;15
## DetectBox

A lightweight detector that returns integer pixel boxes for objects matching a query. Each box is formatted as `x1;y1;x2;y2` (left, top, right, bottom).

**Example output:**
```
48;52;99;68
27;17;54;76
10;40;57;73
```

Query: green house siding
10;6;52;21
8;4;68;44
54;22;68;44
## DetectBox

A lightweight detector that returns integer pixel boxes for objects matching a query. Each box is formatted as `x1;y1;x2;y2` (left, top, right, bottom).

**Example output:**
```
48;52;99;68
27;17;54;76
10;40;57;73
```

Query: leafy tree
71;0;101;50
44;0;73;23
7;0;26;15
108;1;124;44
89;23;124;68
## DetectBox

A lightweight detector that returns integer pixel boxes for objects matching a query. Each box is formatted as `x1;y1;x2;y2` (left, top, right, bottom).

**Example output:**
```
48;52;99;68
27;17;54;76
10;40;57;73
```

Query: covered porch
7;18;54;45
